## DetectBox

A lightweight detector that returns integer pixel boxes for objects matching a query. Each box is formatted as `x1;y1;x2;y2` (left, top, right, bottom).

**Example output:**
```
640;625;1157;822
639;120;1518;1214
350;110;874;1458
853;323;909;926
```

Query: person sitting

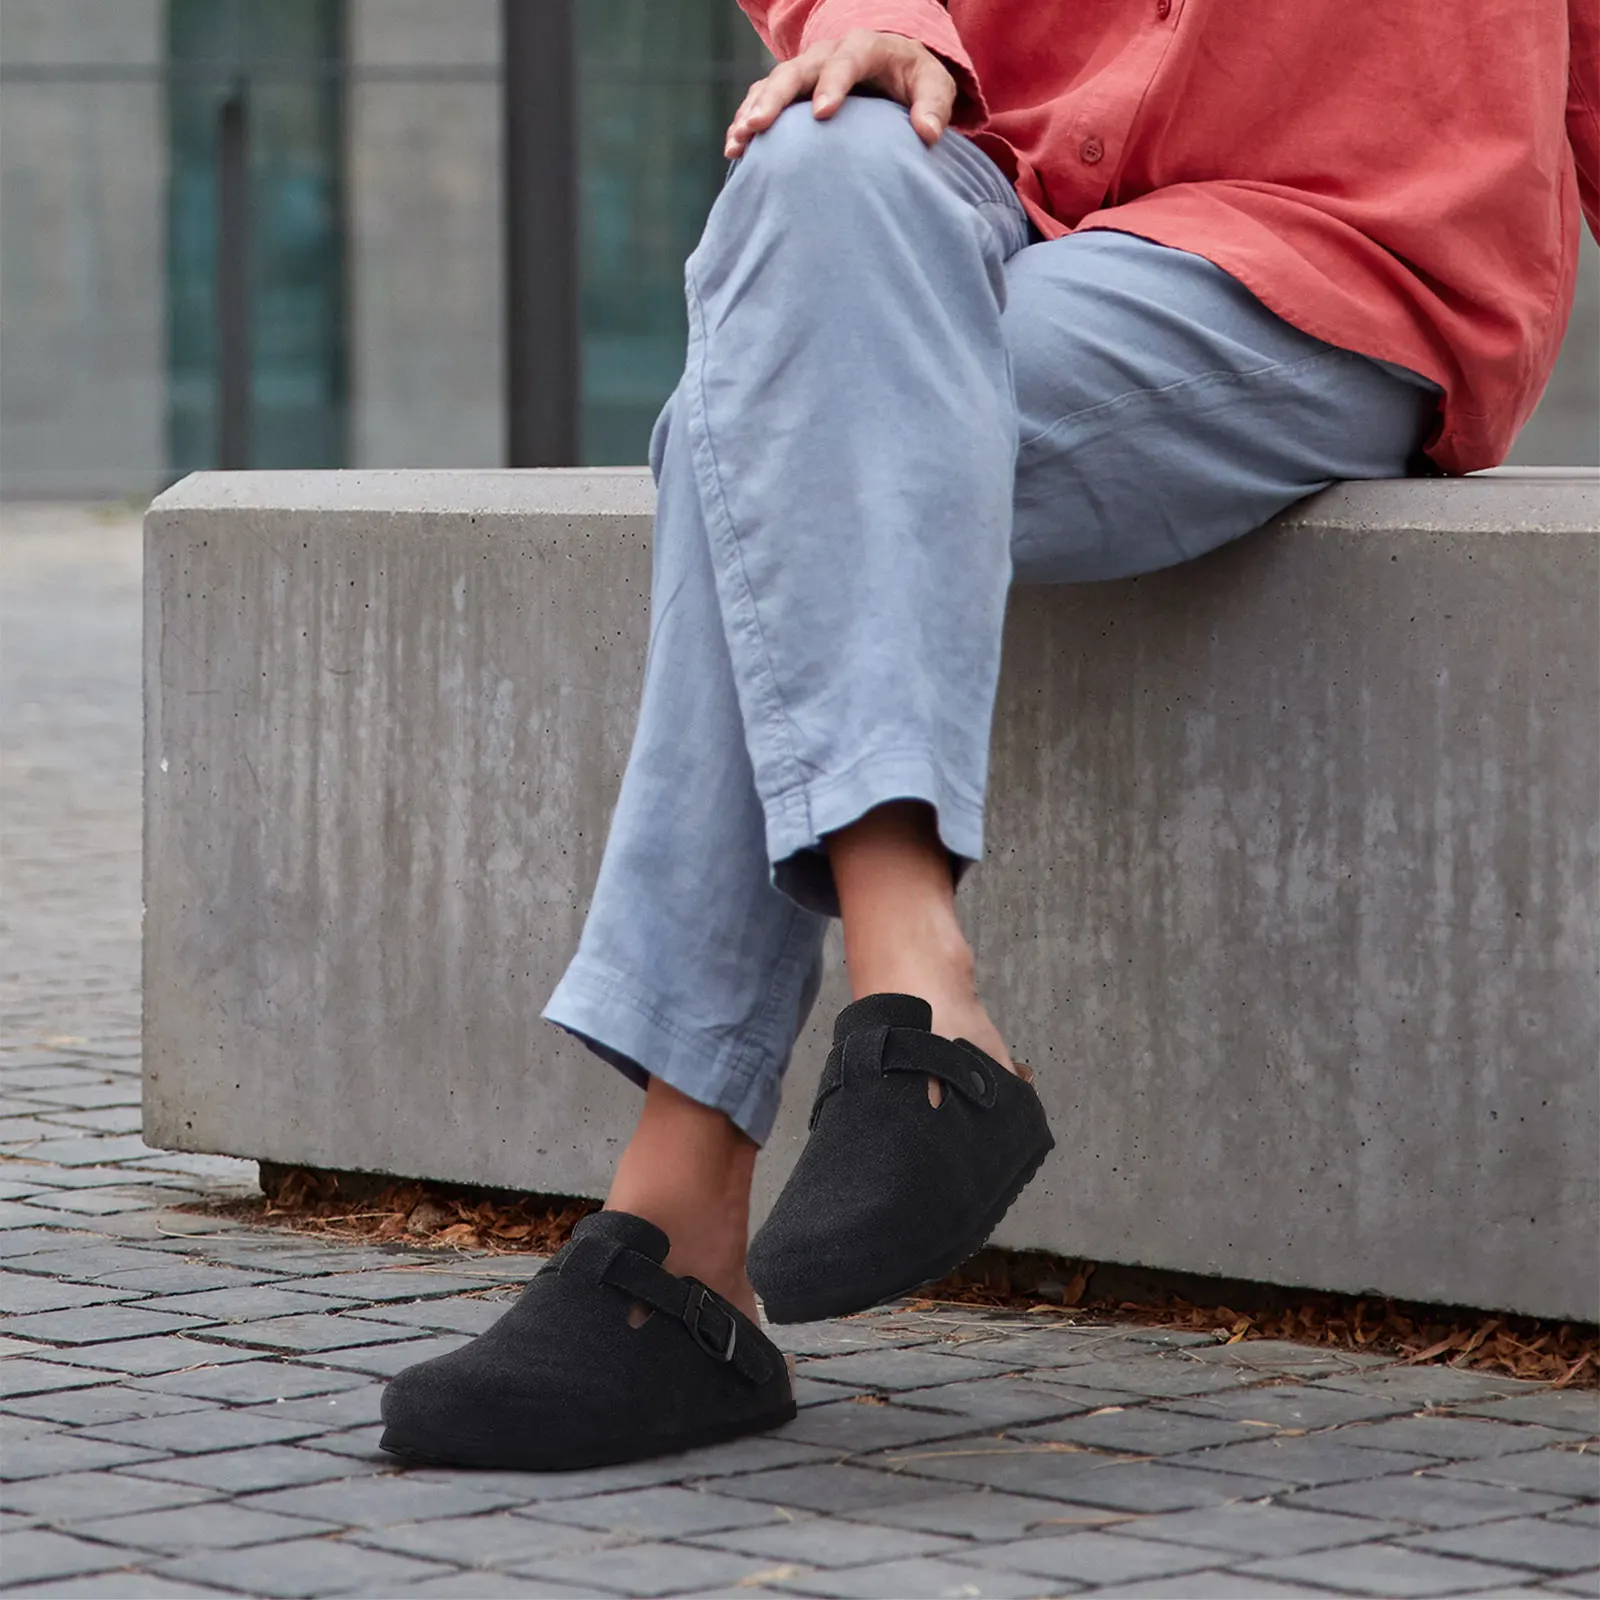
380;0;1599;1470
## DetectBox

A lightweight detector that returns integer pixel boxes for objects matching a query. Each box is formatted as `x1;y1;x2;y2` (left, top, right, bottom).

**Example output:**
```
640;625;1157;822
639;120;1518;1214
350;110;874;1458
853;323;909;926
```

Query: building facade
1;0;1594;497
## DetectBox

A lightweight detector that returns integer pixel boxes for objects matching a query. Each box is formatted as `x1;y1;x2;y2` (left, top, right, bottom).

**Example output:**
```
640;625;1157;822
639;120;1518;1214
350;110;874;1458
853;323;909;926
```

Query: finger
726;57;818;152
811;48;867;118
731;83;762;126
725;69;784;143
724;71;782;155
906;56;956;144
724;84;759;134
724;83;766;154
746;60;805;127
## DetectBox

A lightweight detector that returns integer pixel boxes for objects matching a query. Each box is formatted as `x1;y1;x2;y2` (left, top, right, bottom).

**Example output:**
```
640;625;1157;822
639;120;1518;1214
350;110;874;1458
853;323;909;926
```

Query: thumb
906;54;956;144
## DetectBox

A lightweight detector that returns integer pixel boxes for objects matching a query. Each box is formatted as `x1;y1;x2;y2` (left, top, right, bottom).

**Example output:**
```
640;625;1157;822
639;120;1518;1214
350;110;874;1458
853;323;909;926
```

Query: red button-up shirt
740;0;1600;473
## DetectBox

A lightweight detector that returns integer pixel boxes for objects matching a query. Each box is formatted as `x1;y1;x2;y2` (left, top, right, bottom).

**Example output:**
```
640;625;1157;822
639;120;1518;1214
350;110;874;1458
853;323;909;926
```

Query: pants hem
764;747;986;917
542;961;786;1145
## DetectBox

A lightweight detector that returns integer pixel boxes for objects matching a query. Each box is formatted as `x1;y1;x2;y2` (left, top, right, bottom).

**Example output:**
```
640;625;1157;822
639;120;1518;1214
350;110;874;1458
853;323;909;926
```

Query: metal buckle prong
685;1284;738;1363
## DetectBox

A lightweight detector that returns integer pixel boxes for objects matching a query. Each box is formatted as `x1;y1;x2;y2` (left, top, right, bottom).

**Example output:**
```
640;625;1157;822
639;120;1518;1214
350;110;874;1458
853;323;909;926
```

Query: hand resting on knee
724;28;956;157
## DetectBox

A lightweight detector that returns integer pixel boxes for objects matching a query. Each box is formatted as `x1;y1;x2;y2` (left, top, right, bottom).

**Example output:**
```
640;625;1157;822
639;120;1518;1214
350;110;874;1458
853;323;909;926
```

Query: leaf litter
186;1166;1598;1389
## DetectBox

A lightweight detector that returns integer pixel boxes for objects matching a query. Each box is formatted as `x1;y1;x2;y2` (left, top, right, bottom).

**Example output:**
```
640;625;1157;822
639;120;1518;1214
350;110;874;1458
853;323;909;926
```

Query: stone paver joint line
1;504;1595;1598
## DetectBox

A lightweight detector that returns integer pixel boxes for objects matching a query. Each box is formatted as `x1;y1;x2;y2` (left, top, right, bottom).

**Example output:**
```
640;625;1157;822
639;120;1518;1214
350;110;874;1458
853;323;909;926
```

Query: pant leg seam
1018;345;1360;453
682;264;818;842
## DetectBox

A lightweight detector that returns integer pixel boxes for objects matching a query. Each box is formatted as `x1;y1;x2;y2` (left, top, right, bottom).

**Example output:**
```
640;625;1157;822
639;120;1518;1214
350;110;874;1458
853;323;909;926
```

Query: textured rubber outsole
757;1131;1056;1324
378;1398;798;1472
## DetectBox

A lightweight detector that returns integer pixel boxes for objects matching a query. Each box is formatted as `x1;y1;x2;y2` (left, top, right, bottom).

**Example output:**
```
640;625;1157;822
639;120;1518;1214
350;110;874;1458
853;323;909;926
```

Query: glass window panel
167;0;346;471
578;1;767;464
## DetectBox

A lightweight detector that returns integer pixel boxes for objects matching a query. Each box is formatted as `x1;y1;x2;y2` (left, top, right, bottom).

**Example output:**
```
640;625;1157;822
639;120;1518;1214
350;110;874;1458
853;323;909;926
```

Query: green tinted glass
167;0;346;471
578;2;768;464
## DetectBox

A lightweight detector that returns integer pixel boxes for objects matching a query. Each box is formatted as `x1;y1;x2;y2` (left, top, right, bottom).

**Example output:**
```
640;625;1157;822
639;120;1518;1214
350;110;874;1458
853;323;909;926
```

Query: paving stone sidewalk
2;506;1596;1599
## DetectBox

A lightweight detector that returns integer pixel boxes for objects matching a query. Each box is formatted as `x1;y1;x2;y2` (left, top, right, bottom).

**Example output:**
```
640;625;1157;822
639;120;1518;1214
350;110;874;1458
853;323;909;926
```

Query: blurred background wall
1;0;167;496
0;0;1594;498
346;0;502;469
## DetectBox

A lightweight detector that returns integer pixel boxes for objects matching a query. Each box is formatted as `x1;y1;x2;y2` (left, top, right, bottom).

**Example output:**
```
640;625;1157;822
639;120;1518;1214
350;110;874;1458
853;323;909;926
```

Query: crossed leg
543;98;1438;1312
380;96;1439;1470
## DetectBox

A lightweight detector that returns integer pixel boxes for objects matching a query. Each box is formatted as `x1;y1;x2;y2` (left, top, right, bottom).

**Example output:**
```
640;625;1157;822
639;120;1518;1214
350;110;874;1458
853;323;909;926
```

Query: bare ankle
930;993;1013;1068
605;1077;761;1322
848;916;975;1003
825;802;1016;1073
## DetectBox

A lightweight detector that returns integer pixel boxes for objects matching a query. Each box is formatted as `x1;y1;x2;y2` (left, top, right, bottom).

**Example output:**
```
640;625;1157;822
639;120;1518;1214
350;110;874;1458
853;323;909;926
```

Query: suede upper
380;1209;794;1470
748;994;1055;1323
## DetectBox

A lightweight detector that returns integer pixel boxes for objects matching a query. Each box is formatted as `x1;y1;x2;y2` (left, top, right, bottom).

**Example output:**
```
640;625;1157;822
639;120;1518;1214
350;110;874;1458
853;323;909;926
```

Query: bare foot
826;802;1024;1107
921;990;1019;1109
927;991;1015;1074
662;1251;761;1326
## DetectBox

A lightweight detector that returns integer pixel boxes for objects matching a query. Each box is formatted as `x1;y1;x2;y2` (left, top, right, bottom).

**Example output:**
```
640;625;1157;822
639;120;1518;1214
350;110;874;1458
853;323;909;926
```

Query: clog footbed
748;993;1055;1323
380;1210;795;1470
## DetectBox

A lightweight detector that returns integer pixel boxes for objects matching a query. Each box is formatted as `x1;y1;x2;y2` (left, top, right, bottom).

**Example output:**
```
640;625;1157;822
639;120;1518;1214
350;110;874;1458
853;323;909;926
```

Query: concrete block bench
143;468;1599;1320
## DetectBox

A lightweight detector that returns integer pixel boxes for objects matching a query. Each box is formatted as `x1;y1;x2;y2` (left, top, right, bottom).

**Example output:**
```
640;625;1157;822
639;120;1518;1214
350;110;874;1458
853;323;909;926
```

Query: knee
728;95;931;213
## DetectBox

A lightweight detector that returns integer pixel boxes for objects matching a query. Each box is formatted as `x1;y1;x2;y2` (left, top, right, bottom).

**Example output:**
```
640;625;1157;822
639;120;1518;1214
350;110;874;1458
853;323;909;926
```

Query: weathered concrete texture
24;504;1594;1598
144;469;1600;1319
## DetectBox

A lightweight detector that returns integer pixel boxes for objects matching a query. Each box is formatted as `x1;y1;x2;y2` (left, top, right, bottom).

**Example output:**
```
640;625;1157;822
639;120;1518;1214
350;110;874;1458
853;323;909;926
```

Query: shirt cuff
795;0;987;130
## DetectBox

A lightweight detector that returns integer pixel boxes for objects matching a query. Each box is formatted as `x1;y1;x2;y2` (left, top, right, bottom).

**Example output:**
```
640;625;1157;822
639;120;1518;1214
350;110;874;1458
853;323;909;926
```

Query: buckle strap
881;1031;999;1108
602;1246;772;1385
810;1026;889;1128
552;1231;621;1282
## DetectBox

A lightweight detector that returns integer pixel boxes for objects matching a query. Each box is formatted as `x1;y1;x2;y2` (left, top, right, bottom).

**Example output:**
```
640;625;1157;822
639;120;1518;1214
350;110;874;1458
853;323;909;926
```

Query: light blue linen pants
543;98;1439;1144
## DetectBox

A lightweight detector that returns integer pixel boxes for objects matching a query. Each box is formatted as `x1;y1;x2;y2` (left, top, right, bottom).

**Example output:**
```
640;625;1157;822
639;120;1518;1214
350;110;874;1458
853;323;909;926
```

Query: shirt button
1156;0;1171;16
1081;136;1105;164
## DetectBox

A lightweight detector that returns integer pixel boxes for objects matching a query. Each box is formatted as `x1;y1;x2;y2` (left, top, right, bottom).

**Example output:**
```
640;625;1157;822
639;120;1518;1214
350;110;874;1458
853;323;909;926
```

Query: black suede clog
748;994;1055;1323
379;1210;795;1470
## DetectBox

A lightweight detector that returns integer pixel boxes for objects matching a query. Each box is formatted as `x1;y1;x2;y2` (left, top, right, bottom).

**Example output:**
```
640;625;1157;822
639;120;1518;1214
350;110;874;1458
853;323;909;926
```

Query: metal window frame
214;80;252;470
2;3;760;474
503;0;579;467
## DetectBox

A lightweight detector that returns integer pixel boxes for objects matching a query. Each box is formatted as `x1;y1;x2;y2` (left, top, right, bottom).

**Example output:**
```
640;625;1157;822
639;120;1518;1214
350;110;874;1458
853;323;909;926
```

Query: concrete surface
6;501;1599;1599
142;470;1600;1321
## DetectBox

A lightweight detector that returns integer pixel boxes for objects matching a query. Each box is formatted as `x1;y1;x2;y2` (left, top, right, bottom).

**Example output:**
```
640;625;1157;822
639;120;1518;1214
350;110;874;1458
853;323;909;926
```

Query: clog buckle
686;1284;738;1363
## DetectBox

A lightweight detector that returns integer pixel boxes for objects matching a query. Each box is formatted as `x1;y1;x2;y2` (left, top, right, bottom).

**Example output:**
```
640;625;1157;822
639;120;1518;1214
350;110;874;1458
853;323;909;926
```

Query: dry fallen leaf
888;1442;1093;1462
1038;1512;1133;1527
190;1169;1599;1388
